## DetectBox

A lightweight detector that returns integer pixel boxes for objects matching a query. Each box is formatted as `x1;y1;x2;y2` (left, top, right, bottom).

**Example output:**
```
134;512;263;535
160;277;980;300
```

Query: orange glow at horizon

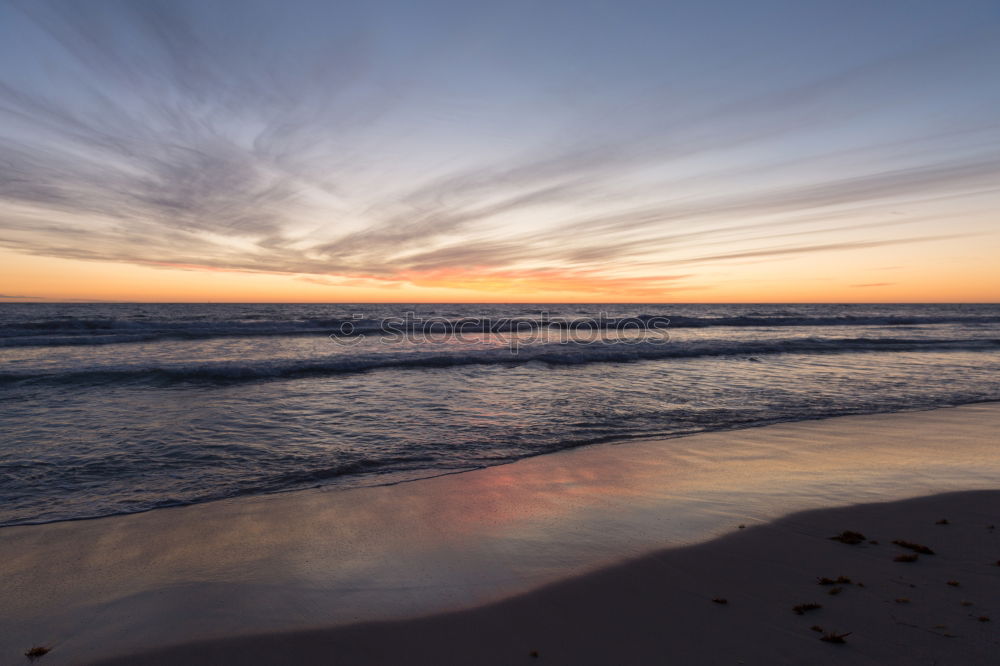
2;247;998;304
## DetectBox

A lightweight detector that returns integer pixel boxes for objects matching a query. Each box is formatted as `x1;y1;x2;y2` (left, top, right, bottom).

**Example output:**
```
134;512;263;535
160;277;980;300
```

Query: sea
1;302;998;527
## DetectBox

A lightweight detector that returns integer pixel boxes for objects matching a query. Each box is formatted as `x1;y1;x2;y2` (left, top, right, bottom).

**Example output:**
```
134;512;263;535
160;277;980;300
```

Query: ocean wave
2;336;996;386
2;313;999;347
0;453;455;528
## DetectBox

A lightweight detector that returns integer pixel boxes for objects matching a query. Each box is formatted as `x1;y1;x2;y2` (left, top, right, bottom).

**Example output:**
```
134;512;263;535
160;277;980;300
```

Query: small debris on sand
793;603;822;615
829;531;866;545
711;597;728;605
935;519;950;525
892;540;935;555
946;580;960;587
819;631;851;644
894;553;919;563
895;598;910;604
24;646;50;661
817;576;852;585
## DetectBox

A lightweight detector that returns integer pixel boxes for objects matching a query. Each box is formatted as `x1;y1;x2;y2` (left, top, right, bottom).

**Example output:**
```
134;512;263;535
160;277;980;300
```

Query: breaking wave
3;336;997;386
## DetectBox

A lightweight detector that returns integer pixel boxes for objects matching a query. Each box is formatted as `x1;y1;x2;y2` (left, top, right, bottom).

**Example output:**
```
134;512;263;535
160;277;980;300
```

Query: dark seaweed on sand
829;531;866;545
892;540;935;555
25;646;50;661
817;576;851;585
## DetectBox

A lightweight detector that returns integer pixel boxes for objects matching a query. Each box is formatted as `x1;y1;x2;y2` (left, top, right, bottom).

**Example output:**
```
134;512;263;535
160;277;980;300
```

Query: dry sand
90;490;1000;666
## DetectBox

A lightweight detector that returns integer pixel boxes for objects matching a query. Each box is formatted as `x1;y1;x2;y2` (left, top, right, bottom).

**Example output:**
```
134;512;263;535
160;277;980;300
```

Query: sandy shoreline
94;490;1000;665
3;403;999;664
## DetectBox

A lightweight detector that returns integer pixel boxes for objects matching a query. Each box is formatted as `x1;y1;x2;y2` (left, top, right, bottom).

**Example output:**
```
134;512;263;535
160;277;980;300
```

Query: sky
0;0;998;303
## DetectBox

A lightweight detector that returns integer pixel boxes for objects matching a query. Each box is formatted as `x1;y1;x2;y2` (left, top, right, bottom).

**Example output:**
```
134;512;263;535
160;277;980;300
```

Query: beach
4;0;1000;662
3;403;998;665
95;490;1000;666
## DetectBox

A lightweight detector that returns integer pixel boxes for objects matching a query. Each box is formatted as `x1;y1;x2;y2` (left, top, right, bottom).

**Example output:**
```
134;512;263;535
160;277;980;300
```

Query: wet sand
2;403;999;664
94;490;1000;665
